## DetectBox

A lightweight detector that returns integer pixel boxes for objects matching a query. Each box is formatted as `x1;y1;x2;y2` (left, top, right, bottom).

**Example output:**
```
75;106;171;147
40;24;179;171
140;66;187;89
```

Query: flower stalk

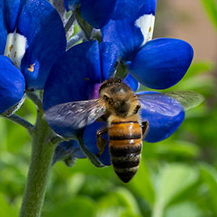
2;114;34;133
65;13;76;34
75;9;93;40
19;109;57;217
26;91;43;111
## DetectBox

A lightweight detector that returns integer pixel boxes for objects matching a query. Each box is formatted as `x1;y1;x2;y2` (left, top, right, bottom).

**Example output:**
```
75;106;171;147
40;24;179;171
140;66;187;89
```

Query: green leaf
199;163;217;215
129;157;155;205
5;123;31;153
165;202;203;217
43;197;95;217
0;118;7;146
184;61;215;78
144;140;200;160
152;164;199;217
95;188;141;217
200;0;217;31
0;193;18;217
116;188;141;216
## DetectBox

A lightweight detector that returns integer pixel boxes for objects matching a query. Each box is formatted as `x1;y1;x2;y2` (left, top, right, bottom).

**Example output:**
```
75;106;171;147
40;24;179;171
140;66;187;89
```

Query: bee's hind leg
96;127;108;157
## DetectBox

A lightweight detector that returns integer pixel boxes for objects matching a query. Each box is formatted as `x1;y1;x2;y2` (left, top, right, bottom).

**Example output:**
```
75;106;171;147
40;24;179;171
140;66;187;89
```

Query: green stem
2;114;34;133
19;110;57;217
75;9;93;40
152;202;164;217
65;13;75;34
26;91;43;111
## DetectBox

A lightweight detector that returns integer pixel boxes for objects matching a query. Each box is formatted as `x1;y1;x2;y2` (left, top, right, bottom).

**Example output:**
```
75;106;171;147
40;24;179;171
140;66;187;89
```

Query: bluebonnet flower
101;0;194;89
0;0;66;114
52;140;86;167
64;0;153;29
43;41;185;166
44;41;119;165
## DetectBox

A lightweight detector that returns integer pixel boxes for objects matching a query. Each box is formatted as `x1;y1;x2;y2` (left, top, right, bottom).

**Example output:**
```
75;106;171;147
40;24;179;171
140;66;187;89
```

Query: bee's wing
44;99;106;129
137;91;204;115
163;91;204;111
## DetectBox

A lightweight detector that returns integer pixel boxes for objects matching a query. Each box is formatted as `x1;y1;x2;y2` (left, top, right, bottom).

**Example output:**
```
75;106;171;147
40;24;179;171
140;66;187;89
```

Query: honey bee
96;78;148;183
45;78;203;183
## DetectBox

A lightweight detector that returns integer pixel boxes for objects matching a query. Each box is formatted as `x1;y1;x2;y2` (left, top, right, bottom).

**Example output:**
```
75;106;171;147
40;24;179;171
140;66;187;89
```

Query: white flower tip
135;14;155;45
4;32;27;69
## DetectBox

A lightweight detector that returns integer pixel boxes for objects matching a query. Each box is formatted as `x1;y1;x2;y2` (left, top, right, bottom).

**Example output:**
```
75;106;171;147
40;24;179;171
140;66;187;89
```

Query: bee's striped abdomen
108;120;142;183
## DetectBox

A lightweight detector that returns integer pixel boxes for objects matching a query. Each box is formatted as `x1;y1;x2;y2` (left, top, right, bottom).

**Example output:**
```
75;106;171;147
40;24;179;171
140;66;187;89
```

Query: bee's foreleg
96;127;108;157
141;121;149;139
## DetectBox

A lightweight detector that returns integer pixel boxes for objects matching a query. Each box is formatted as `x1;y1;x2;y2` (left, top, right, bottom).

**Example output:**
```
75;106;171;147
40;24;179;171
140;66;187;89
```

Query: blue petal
139;0;157;16
80;0;117;28
43;41;119;138
43;41;101;111
99;42;118;80
123;73;139;91
3;0;21;32
17;0;66;90
102;18;143;60
64;0;80;11
83;122;111;165
102;0;157;60
137;91;185;142
129;38;194;89
0;1;7;54
0;56;25;113
53;140;86;165
112;0;157;20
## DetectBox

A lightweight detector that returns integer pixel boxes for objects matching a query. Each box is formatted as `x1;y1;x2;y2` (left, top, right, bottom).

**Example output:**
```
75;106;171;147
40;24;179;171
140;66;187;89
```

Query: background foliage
0;0;217;216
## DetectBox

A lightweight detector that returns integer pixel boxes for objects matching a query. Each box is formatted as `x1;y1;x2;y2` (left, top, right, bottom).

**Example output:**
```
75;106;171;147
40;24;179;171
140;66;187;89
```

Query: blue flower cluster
0;0;66;113
0;0;194;167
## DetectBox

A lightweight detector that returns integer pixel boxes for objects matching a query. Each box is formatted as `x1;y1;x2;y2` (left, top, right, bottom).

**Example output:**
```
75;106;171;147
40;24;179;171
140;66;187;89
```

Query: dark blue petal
64;0;80;11
17;0;66;90
102;0;157;60
43;41;101;111
53;140;86;165
137;91;185;142
112;0;157;20
0;1;7;54
43;41;117;138
129;38;194;89
83;121;111;165
80;0;117;28
123;73;139;91
102;18;143;60
139;0;157;15
0;56;25;113
43;41;101;110
4;0;21;32
99;42;118;80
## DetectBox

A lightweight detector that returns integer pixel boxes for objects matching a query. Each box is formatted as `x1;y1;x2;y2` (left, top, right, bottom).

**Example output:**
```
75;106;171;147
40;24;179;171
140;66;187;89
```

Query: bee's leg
96;127;108;157
141;121;149;139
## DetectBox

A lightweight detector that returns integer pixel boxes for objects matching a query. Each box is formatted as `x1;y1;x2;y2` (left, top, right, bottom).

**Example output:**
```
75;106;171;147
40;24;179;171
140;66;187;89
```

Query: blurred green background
0;0;217;216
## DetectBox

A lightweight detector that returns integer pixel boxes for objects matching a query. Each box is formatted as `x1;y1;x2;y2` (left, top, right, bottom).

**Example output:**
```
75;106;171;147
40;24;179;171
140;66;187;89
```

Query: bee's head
99;79;140;117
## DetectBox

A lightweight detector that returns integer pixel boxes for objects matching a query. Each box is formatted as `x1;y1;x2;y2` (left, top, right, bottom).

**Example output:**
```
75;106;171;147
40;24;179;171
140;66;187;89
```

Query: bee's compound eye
103;94;109;101
103;94;113;105
108;98;113;105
